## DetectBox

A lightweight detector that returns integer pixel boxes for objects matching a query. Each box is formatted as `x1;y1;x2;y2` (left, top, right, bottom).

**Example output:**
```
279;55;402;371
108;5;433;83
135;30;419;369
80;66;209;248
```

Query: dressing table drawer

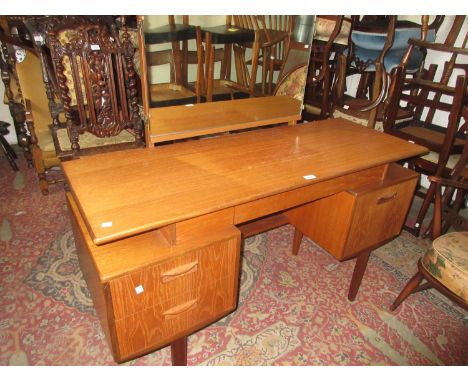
109;234;240;319
113;275;237;360
285;163;418;260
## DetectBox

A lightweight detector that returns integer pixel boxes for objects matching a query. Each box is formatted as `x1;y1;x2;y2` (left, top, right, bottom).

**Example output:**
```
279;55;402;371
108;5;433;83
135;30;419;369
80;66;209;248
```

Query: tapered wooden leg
348;251;371;301
391;271;424;311
171;336;187;366
292;228;303;255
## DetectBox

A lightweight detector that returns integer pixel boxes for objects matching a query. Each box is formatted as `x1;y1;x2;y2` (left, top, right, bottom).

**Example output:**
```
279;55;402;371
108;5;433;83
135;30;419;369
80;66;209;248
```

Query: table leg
348;250;371;301
292;228;303;255
171;336;187;366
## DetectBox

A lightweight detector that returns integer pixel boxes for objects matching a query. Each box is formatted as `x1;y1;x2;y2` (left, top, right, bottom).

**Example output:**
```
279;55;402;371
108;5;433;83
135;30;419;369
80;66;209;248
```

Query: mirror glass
141;15;315;140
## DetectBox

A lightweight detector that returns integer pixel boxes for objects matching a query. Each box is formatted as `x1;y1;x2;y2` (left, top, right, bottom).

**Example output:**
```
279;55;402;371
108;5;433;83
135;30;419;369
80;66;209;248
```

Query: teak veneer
147;95;301;146
62;118;427;364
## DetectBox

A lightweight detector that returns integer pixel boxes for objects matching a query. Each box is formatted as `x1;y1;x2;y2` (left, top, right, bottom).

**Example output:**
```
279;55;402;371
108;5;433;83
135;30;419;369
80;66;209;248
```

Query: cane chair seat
333;106;414;132
421;231;468;303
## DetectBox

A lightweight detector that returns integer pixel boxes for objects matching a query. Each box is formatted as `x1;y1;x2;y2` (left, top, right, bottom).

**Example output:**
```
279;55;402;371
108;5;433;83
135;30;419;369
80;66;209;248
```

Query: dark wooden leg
171;336;187;366
348;250;371;301
0;135;19;172
292;228;303;255
391;271;424;311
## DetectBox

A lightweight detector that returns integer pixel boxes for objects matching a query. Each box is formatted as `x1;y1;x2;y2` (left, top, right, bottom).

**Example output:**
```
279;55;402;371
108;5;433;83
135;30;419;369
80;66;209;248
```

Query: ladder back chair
391;137;468;311
383;38;468;236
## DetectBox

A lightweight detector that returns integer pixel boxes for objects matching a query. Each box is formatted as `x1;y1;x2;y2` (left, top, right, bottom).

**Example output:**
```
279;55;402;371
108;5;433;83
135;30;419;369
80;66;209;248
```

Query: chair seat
56;127;135;152
333;105;413;132
421;231;468;302
420;151;461;170
400;126;466;148
150;83;197;107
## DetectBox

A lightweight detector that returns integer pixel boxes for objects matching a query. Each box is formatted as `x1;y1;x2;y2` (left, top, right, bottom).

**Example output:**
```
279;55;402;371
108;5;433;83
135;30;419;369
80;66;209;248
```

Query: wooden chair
231;15;293;96
0;23;33;167
273;41;311;101
391;138;468;311
47;23;144;158
143;16;199;107
332;16;443;131
383;38;468;236
24;98;65;194
303;16;352;120
198;26;260;102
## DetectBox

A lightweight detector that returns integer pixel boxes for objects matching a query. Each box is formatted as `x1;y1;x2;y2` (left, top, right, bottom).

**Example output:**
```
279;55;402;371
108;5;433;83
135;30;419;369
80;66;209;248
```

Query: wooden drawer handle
377;192;397;205
161;261;199;283
163;299;198;320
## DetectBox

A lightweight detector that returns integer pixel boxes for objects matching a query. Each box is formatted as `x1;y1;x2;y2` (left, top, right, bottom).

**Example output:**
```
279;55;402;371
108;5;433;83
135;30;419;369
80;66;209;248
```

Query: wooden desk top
148;96;302;144
62;118;427;245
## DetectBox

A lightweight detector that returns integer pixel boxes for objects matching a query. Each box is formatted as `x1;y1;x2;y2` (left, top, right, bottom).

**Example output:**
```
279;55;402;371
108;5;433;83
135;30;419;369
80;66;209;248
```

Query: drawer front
109;233;240;319
343;176;417;258
113;275;238;361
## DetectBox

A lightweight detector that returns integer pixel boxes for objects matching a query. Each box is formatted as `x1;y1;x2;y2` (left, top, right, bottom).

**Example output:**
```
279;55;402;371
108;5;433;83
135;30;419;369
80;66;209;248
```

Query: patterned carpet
0;155;467;365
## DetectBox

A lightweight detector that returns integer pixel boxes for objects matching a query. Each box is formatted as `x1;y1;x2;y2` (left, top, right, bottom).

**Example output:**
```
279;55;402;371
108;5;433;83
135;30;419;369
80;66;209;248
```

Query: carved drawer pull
377;192;397;205
163;299;198;319
161;261;199;283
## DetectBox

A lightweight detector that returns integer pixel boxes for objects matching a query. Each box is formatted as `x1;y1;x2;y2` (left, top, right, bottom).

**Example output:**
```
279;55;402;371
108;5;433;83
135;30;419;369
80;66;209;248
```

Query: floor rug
0;156;467;365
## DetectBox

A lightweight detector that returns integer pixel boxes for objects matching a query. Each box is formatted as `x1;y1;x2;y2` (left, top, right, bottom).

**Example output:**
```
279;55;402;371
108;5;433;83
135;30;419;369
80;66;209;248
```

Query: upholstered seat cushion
35;129;60;167
314;17;351;46
274;65;307;102
349;28;435;72
55;128;135;152
421;231;468;302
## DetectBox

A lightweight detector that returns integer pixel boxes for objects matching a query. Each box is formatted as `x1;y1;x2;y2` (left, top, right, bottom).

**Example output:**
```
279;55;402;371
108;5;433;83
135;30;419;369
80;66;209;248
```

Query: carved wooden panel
47;23;141;150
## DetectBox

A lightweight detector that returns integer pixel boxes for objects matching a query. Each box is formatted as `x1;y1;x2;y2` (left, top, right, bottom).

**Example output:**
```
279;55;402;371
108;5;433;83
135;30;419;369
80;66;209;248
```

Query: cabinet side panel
285;192;355;259
66;193;119;359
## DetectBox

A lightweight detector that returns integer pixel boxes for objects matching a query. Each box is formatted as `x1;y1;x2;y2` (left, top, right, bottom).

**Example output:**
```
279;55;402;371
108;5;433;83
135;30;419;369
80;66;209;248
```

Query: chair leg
411;183;436;237
292;227;303;255
391;271;425;311
0;134;19;172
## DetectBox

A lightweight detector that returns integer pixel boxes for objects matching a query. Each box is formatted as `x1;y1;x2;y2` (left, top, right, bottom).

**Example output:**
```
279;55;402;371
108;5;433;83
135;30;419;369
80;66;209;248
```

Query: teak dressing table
62;118;426;364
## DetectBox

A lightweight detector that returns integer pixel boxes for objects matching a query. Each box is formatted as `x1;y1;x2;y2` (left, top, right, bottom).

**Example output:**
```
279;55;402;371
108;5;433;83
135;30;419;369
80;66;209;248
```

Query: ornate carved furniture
391;138;468;311
46;22;144;158
62;118;426;364
383;38;468;236
24;99;65;194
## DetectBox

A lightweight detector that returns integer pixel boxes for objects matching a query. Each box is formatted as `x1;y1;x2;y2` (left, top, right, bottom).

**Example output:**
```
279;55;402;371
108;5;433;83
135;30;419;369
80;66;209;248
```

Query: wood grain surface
148;96;302;143
62;118;427;245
